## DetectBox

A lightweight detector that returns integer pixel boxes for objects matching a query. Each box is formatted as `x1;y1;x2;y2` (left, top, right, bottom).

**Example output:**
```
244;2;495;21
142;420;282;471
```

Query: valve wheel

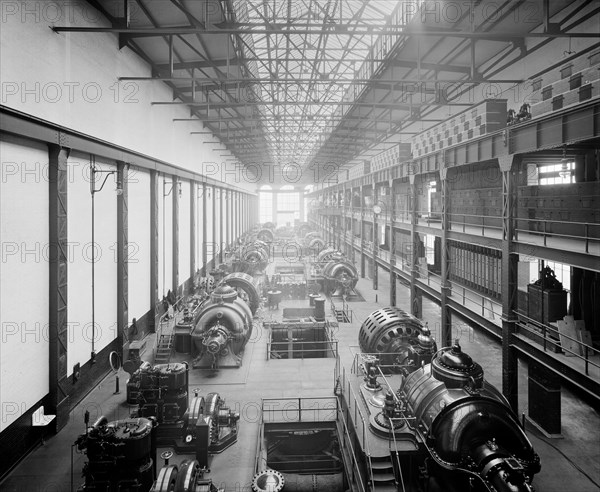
251;469;284;492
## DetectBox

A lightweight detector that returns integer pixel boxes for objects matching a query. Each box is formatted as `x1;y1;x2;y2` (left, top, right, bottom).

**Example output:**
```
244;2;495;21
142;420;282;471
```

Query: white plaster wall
0;0;254;192
66;152;117;374
0;136;50;430
178;180;191;286
127;169;151;323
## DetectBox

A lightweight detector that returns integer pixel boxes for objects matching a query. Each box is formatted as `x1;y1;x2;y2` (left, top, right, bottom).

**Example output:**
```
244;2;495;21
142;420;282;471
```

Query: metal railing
447;278;502;321
514;216;600;252
336;366;376;492
448;212;503;236
260;396;338;424
515;312;600;376
154;294;185;359
330;298;354;324
266;339;339;360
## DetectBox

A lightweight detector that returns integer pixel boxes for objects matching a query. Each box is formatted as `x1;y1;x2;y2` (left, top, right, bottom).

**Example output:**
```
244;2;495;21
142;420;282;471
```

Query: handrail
336;395;369;492
267;340;339;360
514;217;600;251
447;279;502;319
339;367;376;491
261;396;338;424
154;294;185;358
351;352;410;375
515;311;600;375
388;418;406;492
254;408;265;473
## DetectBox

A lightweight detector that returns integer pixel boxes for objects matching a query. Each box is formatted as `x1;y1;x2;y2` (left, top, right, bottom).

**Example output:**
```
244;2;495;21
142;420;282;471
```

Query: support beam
499;154;520;413
202;183;208;272
172;176;179;295
410;174;422;318
213;186;218;267
150;171;159;330
372;187;379;291
53;25;598;38
116;161;128;362
440;167;452;347
389;179;397;307
190;179;197;283
48;144;70;432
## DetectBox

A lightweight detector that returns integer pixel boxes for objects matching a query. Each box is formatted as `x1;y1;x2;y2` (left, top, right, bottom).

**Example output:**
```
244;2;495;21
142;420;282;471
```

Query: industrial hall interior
1;1;599;491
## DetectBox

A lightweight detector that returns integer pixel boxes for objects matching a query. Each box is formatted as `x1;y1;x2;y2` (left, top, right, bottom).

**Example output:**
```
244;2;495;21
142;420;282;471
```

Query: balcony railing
515;312;600;377
514;216;600;253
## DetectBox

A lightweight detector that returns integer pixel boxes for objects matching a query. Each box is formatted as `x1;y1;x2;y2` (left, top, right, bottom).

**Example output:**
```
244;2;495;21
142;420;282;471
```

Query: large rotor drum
257;228;274;242
316;247;343;263
220;272;261;315
322;259;358;295
358;307;426;365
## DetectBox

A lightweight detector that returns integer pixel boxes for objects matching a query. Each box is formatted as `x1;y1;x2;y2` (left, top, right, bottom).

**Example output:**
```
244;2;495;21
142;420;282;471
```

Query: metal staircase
369;455;398;491
330;300;353;323
154;333;174;364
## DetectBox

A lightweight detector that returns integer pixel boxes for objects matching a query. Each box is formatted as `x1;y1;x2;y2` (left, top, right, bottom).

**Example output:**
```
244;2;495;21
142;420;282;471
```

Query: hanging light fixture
558;146;571;179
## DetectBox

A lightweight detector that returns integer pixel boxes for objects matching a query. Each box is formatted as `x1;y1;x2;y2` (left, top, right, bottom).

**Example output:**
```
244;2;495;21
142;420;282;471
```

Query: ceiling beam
154;100;470;109
122;76;524;87
52;25;600;38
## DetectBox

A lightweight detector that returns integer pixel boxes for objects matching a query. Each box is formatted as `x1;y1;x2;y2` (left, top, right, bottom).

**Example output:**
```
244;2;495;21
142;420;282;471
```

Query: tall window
259;185;273;224
277;188;300;226
303;185;314;222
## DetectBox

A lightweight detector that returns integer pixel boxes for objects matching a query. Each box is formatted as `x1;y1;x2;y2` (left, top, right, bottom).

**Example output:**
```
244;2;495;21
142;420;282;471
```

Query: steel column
172;176;179;295
299;192;305;223
410;174;422;318
372;186;378;291
499;154;520;413
150;170;159;330
213;186;218;267
48;144;70;432
190;180;196;281
202;183;208;272
359;185;365;278
440;167;452;347
389;179;397;307
116;161;128;362
219;188;225;263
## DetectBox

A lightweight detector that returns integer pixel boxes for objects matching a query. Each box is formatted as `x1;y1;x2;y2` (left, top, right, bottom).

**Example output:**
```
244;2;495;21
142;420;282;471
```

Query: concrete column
48;144;70;432
499;154;520;412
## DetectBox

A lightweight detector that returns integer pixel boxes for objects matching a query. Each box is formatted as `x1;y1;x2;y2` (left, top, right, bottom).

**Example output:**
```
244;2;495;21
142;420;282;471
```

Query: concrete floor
1;270;599;492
